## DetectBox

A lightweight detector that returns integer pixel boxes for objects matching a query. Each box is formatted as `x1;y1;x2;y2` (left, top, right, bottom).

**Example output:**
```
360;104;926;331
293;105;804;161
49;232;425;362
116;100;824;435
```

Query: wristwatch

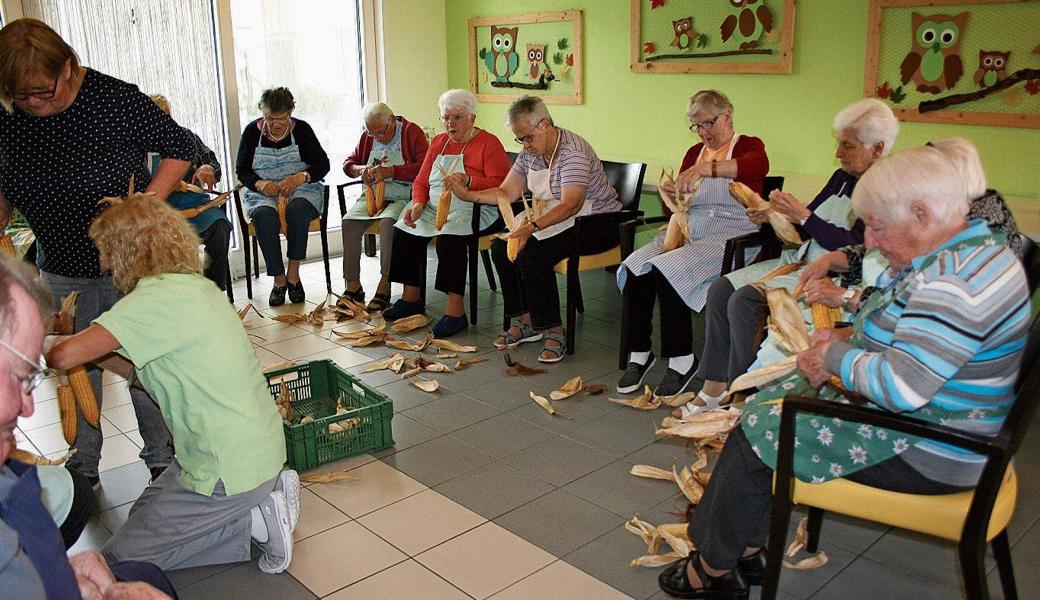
530;220;541;233
839;289;856;311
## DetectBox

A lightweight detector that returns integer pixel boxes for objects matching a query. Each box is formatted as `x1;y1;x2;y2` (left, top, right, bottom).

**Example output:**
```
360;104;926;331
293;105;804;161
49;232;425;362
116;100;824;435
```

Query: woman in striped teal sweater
659;145;1031;599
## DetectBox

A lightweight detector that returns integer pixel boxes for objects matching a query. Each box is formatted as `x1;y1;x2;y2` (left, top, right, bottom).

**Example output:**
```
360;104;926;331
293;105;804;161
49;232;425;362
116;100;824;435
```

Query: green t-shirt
95;274;285;496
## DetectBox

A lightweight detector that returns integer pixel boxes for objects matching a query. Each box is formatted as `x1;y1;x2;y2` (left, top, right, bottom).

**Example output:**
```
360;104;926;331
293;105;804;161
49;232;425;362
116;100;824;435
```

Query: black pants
200;219;231;291
695;278;768;382
60;466;97;549
389;220;502;296
623;268;694;358
690;427;971;570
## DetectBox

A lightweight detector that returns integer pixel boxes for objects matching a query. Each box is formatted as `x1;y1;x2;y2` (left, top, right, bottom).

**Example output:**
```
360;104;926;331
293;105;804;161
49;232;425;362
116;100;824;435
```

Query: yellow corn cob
663;214;686;252
0;235;14;256
58;384;77;445
375;179;386;214
277;195;288;235
435;190;452;230
365;184;377;217
810;303;842;330
68;366;100;427
507;236;521;262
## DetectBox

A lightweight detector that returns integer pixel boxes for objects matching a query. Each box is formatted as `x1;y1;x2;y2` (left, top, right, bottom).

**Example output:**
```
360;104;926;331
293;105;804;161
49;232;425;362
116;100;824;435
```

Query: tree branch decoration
646;49;772;61
919;68;1040;113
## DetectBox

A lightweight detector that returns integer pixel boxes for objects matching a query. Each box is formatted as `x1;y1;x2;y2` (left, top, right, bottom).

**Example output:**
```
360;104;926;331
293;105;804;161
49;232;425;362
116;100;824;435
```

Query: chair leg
363;232;377;257
991;530;1017;600
252;237;260;280
468;240;478;325
566;261;578;355
805;507;825;553
243;236;253;300
573;277;585;314
481;249;497;291
958;537;990;600
761;494;794;600
618;287;633;370
321;226;332;294
225;260;234;303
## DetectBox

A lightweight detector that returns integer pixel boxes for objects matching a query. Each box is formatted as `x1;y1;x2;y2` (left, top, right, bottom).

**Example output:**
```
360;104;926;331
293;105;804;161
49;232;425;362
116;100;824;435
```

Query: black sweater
235;118;330;191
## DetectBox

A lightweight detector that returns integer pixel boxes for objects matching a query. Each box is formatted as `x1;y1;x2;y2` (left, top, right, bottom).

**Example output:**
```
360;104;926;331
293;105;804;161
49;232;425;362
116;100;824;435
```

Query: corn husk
332;320;386;339
431;339;477;353
300;471;358;484
784;553;829;569
549;376;583;401
386;331;434;352
365;182;377;217
530;391;558;415
625;514;696;568
729;181;803;245
437;351;458;359
408;376;439;393
609;385;661;410
422;361;454;373
299;415;315;424
400;367;422;378
359;353;406;373
276;195;289;234
673;462;706;504
758;286;811;353
662;212;688;252
660;391;699;408
389;314;429;334
504;353;546;376
630;465;676;481
729;355;799;393
51;291;80;335
656;408;741;439
583;383;607;395
8;448;76;466
275;383;294;422
631;552;684;568
262;361;296;374
306;300;328;326
238;303;264;321
781;517;829;569
452;356;488;370
272;313;308;324
331;293;372;322
348;334;389;347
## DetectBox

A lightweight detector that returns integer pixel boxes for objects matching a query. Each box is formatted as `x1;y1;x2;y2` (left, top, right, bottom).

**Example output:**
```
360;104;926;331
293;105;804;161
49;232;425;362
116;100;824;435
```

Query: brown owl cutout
670;17;696;51
526;44;546;80
973;50;1010;88
898;12;969;95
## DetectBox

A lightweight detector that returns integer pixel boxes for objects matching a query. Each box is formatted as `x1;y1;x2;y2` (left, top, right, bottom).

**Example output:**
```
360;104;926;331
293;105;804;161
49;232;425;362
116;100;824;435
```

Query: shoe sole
494;332;543;350
617;358;656;394
277;470;301;532
258;491;294;574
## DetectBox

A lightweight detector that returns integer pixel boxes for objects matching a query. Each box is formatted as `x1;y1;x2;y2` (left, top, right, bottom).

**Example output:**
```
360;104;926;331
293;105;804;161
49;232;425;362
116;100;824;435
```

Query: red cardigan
662;134;769;217
341;116;429;182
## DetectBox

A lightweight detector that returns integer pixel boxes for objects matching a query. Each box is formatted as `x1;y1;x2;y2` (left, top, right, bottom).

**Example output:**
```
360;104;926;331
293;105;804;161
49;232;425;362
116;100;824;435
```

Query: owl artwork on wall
973;50;1010;88
721;0;773;51
526;44;546;80
670;17;695;51
899;12;969;95
485;25;520;83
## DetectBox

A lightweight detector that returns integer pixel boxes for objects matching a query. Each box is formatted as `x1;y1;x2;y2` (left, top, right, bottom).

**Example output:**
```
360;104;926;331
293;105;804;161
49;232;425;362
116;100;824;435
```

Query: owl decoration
899;12;969;95
526;44;546;80
973;50;1010;88
670;17;696;51
484;25;520;83
721;0;773;51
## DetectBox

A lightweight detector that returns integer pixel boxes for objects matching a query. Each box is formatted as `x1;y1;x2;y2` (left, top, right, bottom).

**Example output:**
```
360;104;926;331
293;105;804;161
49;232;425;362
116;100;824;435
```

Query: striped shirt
825;220;1030;486
511;128;620;213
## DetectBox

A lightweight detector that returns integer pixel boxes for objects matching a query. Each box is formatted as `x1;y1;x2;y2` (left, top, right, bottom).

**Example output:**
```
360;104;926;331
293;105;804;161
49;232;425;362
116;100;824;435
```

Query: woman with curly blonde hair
47;194;302;574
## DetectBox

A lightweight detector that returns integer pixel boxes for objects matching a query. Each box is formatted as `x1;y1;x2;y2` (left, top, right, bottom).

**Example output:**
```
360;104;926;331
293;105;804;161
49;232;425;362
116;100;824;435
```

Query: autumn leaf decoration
651;0;666;8
644;41;656;55
876;82;892;98
889;85;907;104
1026;79;1040;96
696;33;709;48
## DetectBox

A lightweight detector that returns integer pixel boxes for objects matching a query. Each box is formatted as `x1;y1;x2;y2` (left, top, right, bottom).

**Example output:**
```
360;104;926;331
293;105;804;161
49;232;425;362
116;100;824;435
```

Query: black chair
233;185;332;300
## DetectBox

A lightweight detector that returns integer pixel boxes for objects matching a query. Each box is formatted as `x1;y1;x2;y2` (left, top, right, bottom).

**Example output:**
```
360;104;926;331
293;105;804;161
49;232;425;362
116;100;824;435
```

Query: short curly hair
89;194;202;294
258;87;295;114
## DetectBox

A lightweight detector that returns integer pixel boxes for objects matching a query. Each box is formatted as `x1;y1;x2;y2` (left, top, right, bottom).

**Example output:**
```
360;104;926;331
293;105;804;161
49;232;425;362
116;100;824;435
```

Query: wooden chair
233;185;332;300
763;241;1040;600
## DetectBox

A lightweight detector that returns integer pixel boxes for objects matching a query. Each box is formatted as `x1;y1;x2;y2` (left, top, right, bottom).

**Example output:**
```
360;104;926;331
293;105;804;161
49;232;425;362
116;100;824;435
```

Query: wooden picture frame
629;0;796;75
468;10;583;105
864;0;1040;129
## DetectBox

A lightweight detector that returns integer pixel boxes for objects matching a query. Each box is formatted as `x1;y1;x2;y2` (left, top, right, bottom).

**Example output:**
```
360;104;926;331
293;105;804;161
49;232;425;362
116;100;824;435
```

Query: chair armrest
336;180;365;215
620;215;669;260
722;227;784;274
569;209;640;265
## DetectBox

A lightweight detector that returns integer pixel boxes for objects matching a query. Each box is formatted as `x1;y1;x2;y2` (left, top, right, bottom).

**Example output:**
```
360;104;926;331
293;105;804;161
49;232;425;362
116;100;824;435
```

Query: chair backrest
1006;314;1040;455
336;181;363;215
601;160;647;211
762;175;784;198
506;151;519;166
1019;234;1040;294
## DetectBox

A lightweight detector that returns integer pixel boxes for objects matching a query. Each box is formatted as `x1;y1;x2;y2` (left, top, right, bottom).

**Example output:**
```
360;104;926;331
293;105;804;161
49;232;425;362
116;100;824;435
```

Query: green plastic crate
265;360;394;471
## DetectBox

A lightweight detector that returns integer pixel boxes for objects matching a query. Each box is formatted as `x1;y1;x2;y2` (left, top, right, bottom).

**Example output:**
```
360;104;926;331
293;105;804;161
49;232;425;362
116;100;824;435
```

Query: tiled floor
23;250;1040;599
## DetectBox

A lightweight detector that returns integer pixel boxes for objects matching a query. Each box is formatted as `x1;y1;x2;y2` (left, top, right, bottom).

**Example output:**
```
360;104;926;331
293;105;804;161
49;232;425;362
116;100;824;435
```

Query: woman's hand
797;340;834;388
768;190;811;223
507;221;535;254
809;327;853;346
70;551;117;600
802;278;846;307
746;206;770;225
674;163;705;194
798;251;841;288
257;180;279;197
367;165;393;183
403;202;425;228
192;165;217;191
442;172;471;199
278;172;308;196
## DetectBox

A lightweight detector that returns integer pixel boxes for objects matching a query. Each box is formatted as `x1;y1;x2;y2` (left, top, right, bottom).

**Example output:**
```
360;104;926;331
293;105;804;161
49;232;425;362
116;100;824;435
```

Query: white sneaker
256;490;294;574
275;470;301;532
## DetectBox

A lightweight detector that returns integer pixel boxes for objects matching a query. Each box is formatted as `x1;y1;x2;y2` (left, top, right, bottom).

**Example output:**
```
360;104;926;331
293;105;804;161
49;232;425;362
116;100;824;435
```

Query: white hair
927;136;987;200
361;102;394;125
504;95;553;129
853;145;970;226
438;89;477;116
833;98;899;156
685;89;733;120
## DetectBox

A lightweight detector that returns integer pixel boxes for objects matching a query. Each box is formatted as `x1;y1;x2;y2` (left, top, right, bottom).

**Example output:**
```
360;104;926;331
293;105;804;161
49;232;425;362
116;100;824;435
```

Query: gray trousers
694;278;768;383
102;461;278;570
341;217;395;282
41;272;174;478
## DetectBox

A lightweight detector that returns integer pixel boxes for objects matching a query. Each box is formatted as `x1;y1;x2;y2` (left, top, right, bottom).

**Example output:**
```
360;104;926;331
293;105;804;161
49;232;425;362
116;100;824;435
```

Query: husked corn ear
365;184;377;217
58;385;77;445
767;213;804;245
810;302;841;330
507;236;521;262
277;195;288;235
663;214;685;252
68;366;100;427
375;179;386;213
729;181;766;210
435;191;452;230
0;235;14;256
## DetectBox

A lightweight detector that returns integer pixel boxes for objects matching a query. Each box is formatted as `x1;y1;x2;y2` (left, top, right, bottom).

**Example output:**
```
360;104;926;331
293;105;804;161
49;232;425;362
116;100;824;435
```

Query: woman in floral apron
659;146;1031;600
235;87;329;306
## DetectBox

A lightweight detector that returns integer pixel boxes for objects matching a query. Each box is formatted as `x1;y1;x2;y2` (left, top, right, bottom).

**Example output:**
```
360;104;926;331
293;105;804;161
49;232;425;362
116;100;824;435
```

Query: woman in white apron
381;89;510;337
235;87;329;306
616;90;768;396
464;96;621;363
341;103;429;312
675;98;899;419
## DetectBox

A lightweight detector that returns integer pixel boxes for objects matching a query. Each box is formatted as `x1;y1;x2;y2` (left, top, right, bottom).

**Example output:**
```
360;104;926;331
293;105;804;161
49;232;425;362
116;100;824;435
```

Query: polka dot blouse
0;69;194;278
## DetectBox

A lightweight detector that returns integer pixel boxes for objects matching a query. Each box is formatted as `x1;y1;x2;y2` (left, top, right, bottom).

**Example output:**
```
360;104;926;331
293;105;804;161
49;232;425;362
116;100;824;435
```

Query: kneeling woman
47;195;300;574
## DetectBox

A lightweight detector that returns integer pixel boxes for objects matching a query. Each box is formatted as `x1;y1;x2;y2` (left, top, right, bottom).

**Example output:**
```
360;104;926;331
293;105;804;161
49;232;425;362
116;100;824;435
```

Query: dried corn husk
437;351;458;359
504;353;547;376
656;408;741;439
331;293;372;322
238;303;264;320
262;361;295;374
609;385;661;410
757;286;811;353
277;195;288;235
348;334;390;347
630;465;676;481
400;367;422;378
673;462;706;504
431;339;477;353
549;376;582;401
177;180;207;194
435;190;452;230
530;391;558;415
452;356;487;370
57;385;77;444
408;376;439;393
625;514;696;568
660;391;699;408
781;517;829;569
8;448;76;466
389;314;429;333
306;300;328;326
386;331;434;352
583;383;607;395
729;182;803;245
631;552;684;568
422;361;454;373
360;353;406;374
272;313;308;324
332;320;386;339
300;471;358;484
0;235;15;256
275;383;294;422
299;415;315;424
60;291;80;317
784;553;829;569
729;355;798;393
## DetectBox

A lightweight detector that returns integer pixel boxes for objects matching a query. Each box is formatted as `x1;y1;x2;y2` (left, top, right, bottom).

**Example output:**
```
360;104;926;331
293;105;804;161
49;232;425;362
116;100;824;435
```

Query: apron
0;463;79;599
616;136;758;311
343;121;409;221
149;152;231;235
395;134;496;237
242;129;324;217
528;131;587;241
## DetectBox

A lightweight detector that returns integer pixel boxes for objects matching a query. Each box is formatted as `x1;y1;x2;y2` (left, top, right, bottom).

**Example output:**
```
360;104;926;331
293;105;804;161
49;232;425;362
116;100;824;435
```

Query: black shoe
287;280;305;303
617;353;655;394
382;298;425;321
269;285;287;307
737;550;765;586
86;475;100;490
149;466;167;484
654;363;698;399
658;552;749;599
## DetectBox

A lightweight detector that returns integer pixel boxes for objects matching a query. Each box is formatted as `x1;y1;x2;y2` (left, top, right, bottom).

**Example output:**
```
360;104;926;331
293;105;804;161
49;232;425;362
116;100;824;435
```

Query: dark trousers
690;427;970;570
59;466;97;549
251;199;319;277
200;219;231;291
695;278;769;382
623;268;694;358
389;221;502;296
110;560;179;598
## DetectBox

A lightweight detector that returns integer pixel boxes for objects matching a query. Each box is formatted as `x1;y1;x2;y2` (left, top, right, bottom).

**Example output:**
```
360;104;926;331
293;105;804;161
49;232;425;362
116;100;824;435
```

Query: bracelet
711;159;717;178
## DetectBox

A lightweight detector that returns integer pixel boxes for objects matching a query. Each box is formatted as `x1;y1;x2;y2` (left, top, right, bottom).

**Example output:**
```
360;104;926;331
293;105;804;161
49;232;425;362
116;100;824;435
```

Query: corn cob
435;190;452;230
0;235;14;256
374;178;386;214
365;183;377;217
663;213;686;252
68;365;100;427
58;384;77;445
729;182;803;245
277;195;288;235
809;302;847;390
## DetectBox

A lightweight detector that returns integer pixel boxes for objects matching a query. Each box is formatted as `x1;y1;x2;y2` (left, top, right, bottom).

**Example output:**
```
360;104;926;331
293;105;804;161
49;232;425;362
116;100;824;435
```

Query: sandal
672;391;728;420
537;330;567;364
494;319;542;349
658;551;749;599
366;292;390;313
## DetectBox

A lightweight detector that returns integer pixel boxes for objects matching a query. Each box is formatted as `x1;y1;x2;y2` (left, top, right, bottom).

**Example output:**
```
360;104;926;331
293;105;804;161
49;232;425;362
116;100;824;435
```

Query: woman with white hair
658;145;1031;599
381;89;509;337
672;98;899;419
460;95;620;362
340;102;429;312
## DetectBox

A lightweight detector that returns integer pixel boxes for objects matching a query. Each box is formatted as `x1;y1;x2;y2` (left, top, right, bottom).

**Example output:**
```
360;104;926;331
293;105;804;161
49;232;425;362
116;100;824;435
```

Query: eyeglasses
11;76;60;103
0;338;50;395
689;116;720;132
366;121;391;137
440;114;469;124
513;119;546;144
264;113;292;124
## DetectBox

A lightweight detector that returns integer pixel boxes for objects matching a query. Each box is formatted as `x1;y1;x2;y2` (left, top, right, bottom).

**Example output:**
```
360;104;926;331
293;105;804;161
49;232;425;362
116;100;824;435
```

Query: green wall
442;0;1039;200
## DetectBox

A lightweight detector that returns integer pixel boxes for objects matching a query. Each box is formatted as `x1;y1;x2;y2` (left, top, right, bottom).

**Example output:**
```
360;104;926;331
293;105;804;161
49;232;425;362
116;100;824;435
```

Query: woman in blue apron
235;87;329;306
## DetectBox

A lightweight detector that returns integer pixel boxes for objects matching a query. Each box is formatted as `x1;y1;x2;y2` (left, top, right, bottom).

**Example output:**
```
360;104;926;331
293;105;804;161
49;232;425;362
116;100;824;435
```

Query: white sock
629;351;652;366
668;354;695;374
250;506;269;543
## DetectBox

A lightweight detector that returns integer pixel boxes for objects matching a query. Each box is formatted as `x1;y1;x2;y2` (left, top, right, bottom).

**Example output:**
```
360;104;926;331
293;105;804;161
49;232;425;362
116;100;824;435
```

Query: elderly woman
382;89;510;337
659;146;1031;599
468;95;620;362
616;90;768;396
340;102;429;312
675;99;898;419
236;87;330;306
150;93;233;291
0;18;179;485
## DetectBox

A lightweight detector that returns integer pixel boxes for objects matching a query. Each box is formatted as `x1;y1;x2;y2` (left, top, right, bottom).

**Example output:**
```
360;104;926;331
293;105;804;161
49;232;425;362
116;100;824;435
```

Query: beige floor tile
294;487;351;542
33;376;60;402
299;453;376;483
14;429;39;454
101;403;140;432
101;381;133;409
325;559;470;600
416;522;555;599
254;346;284;368
263;334;340;361
99;435;144;473
124;429;144;449
263;301;319;318
489;560;634;600
69;517;112;554
20;397;59;431
358;489;486;555
23;422;68;455
288;521;406;596
297;345;371;370
247;322;311;345
309;459;425;518
102;370;126;385
100;415;121;438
